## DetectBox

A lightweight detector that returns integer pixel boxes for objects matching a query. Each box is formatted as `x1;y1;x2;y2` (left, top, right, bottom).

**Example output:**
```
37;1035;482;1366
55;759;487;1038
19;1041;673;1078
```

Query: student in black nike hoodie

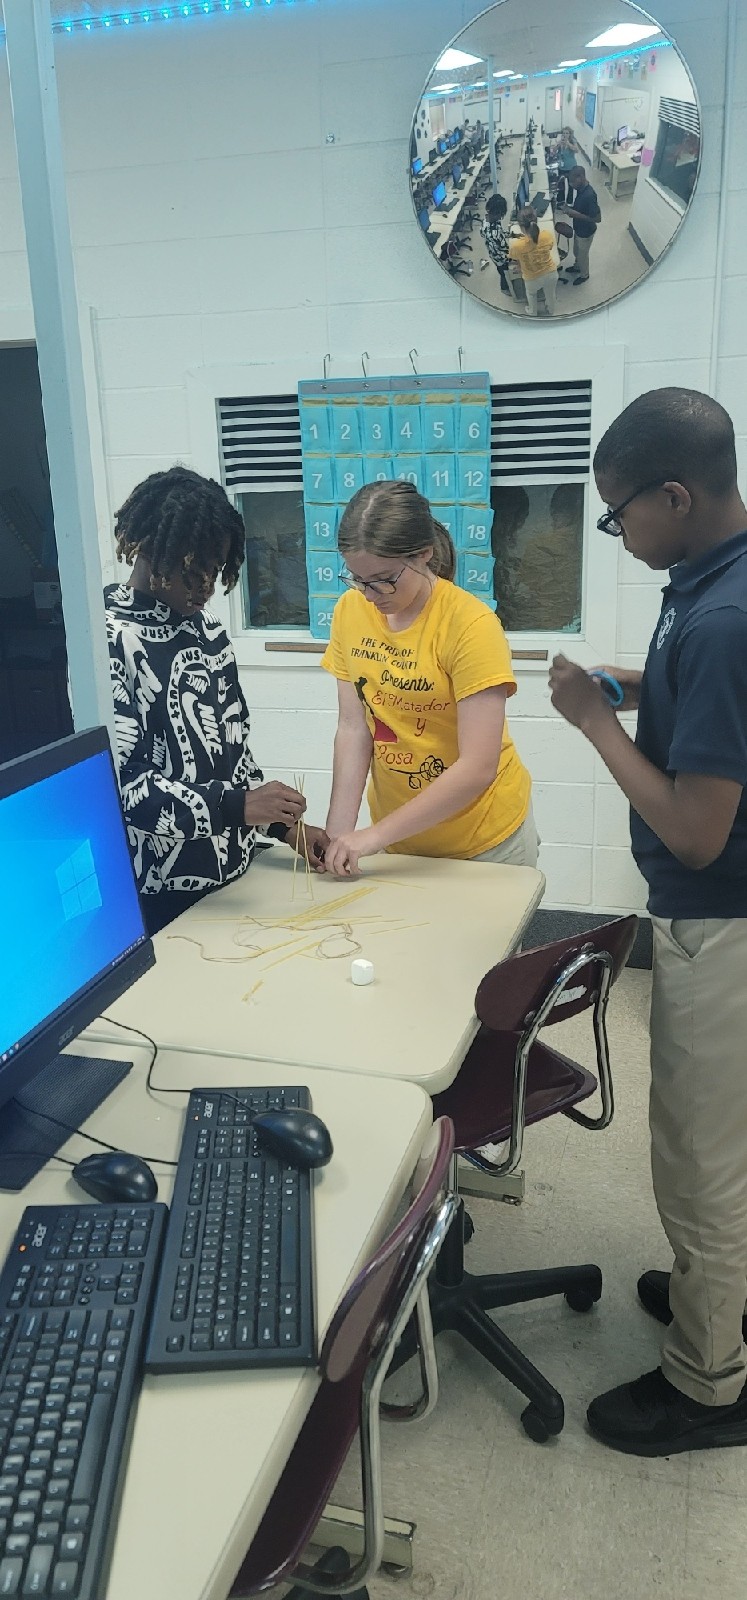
106;466;328;935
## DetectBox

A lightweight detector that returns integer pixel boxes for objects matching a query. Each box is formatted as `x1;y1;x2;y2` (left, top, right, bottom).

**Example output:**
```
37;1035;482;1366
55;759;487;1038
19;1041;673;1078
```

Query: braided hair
114;466;246;605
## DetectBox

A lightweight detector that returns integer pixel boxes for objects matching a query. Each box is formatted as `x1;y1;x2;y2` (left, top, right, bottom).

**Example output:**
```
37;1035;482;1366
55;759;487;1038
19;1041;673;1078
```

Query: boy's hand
549;654;614;734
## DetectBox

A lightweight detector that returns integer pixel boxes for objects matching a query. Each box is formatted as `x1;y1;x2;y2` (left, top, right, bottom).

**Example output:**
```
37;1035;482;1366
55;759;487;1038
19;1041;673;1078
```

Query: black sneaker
587;1367;747;1456
638;1269;747;1338
572;276;589;285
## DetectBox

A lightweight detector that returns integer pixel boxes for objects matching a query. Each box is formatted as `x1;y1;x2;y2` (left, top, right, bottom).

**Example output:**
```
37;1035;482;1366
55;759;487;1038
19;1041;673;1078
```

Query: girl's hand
284;821;330;872
324;826;383;880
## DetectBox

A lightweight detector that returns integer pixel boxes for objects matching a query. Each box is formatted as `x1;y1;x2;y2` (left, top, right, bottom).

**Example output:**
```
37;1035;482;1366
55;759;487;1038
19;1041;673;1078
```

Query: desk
593;140;640;199
427;146;491;251
105;852;544;1094
0;1038;432;1600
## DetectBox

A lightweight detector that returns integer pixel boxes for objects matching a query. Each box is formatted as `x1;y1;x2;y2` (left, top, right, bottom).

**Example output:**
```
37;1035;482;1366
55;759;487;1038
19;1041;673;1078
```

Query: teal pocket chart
298;372;494;639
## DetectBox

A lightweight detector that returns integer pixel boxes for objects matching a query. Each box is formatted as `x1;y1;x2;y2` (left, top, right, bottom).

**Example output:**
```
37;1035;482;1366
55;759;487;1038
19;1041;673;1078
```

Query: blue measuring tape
588;669;624;708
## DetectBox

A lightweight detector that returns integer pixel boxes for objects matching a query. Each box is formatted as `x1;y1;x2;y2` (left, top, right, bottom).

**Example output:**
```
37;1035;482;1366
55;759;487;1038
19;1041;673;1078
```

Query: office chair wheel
463;1209;475;1243
521;1402;563;1443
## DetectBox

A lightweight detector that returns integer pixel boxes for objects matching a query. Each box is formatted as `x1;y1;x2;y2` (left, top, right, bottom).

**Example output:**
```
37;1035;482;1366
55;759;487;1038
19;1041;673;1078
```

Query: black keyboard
531;192;550;216
0;1203;166;1599
145;1086;315;1374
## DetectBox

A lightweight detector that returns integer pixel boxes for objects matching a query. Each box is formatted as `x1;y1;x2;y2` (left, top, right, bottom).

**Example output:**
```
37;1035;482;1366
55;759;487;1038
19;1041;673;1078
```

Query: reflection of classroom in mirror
412;18;700;318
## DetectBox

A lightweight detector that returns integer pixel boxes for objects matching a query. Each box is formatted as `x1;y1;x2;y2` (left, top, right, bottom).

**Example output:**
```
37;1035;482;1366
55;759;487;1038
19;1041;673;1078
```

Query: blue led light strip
0;0;314;39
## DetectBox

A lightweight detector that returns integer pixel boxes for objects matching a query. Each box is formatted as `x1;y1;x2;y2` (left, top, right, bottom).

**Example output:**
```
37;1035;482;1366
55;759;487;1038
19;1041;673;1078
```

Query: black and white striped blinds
218;378;592;493
659;96;700;137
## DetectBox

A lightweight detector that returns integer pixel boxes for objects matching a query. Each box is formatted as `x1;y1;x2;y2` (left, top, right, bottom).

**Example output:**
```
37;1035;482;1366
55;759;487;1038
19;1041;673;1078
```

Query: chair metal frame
465;943;616;1178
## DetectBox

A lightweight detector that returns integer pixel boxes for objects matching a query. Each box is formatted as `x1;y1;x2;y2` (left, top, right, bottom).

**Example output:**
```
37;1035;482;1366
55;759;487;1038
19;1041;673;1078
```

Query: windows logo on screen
56;841;102;922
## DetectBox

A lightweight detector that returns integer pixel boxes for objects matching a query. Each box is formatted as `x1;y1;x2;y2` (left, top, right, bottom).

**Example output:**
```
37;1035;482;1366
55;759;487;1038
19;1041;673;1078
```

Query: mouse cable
10;1098;179;1171
99;1014;301;1126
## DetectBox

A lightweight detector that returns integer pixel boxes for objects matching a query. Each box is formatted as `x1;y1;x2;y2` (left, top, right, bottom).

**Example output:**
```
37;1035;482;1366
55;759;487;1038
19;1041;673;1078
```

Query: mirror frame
409;0;703;322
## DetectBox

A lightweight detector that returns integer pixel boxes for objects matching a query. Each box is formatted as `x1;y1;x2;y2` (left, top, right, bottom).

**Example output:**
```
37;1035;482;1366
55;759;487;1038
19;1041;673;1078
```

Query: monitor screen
517;175;529;209
437;137;447;155
585;90;597;130
617;124;631;144
455;127;463;142
428;146;437;163
433;180;447;206
418;206;430;230
0;729;152;1093
412;157;423;175
452;162;462;183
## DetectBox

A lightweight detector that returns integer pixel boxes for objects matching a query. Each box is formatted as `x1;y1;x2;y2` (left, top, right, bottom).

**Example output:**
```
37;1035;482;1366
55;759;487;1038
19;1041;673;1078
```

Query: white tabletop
104;851;545;1094
0;1037;433;1600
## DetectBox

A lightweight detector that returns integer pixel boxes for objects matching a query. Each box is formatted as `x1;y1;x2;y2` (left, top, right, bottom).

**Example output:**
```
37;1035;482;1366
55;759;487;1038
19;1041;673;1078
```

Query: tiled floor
332;968;747;1600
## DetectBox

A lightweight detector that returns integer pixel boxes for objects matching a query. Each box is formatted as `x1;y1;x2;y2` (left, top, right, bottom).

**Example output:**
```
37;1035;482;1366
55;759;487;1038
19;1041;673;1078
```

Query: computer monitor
412;157;423;175
437;137;447;155
517;174;529;209
452;162;462;184
418;206;431;231
433;180;447;207
584;90;597;130
0;726;154;1189
617;124;631;145
455;127;463;143
428;146;437;164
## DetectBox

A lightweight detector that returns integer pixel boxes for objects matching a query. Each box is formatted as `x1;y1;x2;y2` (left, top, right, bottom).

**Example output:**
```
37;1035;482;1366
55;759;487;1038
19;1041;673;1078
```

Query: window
650;96;700;208
220;378;592;637
56;840;102;921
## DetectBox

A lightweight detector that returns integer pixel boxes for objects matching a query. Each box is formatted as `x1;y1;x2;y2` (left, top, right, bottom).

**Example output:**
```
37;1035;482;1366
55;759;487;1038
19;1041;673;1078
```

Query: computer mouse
252;1108;333;1171
72;1151;158;1204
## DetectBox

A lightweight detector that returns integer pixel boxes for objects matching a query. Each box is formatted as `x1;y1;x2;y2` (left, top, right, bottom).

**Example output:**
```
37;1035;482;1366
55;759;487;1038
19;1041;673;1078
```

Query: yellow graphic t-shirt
321;580;531;859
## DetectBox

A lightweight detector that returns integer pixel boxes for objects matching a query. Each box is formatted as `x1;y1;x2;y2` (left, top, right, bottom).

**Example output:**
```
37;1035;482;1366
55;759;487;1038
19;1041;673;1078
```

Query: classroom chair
228;1117;457;1599
400;918;638;1444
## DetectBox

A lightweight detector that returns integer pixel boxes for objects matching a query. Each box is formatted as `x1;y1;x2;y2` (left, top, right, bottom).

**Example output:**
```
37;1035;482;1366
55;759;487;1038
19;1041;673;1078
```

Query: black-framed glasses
597;478;667;537
340;563;409;596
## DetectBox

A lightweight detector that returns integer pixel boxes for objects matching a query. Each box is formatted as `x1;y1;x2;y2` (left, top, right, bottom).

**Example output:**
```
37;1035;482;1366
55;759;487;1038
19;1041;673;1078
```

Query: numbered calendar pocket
331;405;361;454
424;455;457;503
458;455;490;503
307;554;342;595
303;456;335;505
391;403;423;454
300;403;331;453
361;406;392;454
305;507;339;550
458;407;490;452
308;596;338;639
393;456;425;491
367;457;394;482
458;505;493;552
422;403;455;452
458;552;496;605
334;457;365;502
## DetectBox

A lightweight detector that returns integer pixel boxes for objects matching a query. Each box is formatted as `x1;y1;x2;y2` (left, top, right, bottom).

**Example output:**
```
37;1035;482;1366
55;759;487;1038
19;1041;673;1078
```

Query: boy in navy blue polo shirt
550;388;747;1456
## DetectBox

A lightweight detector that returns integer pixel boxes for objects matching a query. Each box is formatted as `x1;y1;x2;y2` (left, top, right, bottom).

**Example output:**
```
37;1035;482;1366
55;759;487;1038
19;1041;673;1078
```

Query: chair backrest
475;916;638;1035
321;1115;454;1385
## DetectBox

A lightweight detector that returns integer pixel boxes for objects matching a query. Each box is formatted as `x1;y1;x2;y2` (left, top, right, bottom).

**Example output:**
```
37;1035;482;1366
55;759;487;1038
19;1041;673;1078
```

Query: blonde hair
337;480;456;580
518;205;539;244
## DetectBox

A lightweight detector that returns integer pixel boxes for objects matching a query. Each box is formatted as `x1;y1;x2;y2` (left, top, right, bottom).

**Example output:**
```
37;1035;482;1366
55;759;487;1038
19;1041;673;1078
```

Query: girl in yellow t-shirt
508;207;558;317
320;480;535;878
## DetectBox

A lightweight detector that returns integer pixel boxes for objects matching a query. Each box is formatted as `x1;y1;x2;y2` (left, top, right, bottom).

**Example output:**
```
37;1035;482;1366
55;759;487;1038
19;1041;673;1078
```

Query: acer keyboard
145;1086;315;1374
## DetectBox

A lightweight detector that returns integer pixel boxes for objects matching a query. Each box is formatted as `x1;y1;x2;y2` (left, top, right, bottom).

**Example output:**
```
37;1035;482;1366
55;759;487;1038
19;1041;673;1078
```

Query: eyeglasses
597;478;667;537
340;563;409;596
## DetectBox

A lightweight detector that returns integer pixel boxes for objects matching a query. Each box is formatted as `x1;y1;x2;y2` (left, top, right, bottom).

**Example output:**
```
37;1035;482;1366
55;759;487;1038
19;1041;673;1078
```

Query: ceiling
427;0;667;93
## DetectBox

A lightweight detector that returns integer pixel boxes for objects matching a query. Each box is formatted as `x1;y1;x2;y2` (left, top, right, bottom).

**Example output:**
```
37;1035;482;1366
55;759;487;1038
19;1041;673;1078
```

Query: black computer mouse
252;1108;333;1171
72;1151;159;1204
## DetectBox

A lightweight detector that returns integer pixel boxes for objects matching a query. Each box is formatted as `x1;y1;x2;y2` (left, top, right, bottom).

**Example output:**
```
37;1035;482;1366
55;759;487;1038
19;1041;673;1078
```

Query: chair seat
432;1033;598;1153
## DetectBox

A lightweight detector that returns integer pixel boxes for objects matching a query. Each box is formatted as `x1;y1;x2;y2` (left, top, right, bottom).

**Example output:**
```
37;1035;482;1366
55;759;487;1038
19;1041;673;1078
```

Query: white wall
0;0;743;915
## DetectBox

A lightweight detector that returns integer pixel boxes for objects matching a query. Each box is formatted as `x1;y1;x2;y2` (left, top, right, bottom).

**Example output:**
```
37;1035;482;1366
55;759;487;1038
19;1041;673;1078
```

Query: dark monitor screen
517;175;529;209
452;162;462;183
617;124;631;144
428;146;437;163
418;206;430;230
455;127;463;142
433;180;447;206
0;728;153;1121
412;157;423;175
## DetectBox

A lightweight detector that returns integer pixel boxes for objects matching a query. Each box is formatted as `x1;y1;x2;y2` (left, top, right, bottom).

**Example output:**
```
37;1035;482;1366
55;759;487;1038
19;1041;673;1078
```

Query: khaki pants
472;804;540;869
567;231;593;279
650;916;747;1405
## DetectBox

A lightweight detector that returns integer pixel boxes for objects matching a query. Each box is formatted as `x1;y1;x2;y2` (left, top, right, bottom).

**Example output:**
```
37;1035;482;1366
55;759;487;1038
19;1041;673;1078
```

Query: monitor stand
0;1054;133;1191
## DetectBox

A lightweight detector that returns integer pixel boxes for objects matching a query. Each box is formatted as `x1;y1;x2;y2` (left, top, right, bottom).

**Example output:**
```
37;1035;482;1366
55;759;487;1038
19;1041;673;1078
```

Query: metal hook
458;346;464;372
323;353;331;385
409;348;419;375
361;352;370;379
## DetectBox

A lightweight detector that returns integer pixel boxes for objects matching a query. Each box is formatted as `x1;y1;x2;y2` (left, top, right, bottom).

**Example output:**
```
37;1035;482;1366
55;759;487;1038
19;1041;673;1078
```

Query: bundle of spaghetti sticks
291;773;315;902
